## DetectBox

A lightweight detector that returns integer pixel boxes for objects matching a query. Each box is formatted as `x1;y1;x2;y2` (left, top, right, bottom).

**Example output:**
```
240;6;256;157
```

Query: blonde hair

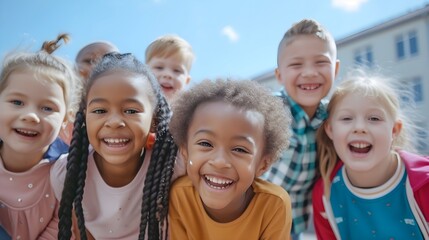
317;69;417;197
0;33;79;121
145;34;194;71
277;19;337;65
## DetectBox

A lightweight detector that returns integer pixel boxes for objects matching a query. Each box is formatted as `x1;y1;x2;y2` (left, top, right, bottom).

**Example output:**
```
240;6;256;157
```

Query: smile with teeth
103;138;130;146
299;84;320;90
349;142;372;154
15;129;38;137
204;175;234;190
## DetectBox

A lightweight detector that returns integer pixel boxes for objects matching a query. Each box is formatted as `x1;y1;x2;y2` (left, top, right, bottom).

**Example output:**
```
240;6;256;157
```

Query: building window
354;46;373;67
396;35;405;59
409;31;418;56
411;77;423;102
400;77;424;103
365;46;373;67
354;50;362;65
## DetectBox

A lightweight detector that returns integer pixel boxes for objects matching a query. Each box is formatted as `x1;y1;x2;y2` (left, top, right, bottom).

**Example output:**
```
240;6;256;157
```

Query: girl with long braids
51;52;178;240
0;34;77;239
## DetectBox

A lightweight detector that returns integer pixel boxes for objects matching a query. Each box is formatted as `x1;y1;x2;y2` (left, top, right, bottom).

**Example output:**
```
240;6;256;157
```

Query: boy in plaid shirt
262;19;340;239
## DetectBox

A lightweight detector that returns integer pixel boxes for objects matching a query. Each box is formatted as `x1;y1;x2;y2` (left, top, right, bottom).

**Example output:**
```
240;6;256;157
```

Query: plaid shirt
262;89;328;234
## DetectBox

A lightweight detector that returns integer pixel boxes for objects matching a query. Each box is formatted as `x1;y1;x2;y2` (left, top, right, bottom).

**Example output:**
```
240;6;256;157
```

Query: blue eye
10;100;23;106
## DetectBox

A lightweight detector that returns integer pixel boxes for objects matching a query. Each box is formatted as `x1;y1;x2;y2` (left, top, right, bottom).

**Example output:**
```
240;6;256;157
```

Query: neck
0;145;45;172
94;150;146;187
204;186;255;223
303;105;317;119
346;152;398;188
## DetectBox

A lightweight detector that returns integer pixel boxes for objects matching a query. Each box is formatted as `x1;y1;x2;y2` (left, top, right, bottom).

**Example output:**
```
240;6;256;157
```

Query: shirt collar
279;89;328;129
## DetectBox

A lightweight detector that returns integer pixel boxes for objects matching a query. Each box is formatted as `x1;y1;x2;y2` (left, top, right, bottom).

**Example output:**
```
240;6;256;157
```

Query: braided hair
58;53;178;240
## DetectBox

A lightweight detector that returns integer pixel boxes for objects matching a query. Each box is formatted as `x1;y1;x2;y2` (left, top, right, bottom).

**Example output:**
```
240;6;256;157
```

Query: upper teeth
205;175;233;185
350;143;370;148
301;84;319;90
17;129;37;135
104;138;129;143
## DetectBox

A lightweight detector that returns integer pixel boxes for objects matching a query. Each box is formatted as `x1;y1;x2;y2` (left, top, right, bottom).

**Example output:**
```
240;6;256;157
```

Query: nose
301;65;318;77
353;118;367;134
209;149;232;169
160;69;173;79
105;112;126;128
20;110;40;123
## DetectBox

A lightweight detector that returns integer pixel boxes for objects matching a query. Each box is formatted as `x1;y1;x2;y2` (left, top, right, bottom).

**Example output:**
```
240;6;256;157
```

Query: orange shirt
169;176;292;240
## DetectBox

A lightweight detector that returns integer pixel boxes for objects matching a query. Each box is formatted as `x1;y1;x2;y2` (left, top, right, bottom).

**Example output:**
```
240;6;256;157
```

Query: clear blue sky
0;0;427;83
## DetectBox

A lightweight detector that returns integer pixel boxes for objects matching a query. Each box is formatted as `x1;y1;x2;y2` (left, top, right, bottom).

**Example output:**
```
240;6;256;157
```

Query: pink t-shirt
0;156;61;240
50;148;151;240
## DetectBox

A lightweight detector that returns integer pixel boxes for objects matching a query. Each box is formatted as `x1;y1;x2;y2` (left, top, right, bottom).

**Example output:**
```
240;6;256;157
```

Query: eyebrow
193;129;256;145
88;98;145;108
6;92;63;106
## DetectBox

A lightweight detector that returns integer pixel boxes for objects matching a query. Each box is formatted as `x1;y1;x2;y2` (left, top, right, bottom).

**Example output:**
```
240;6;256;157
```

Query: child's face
325;92;401;177
76;44;118;80
147;54;190;102
85;71;154;167
276;35;339;117
0;70;67;158
181;101;268;220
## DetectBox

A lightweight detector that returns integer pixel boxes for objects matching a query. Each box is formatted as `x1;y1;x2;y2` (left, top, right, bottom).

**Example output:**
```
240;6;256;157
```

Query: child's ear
150;117;157;133
256;155;271;177
174;146;188;176
392;120;402;139
179;145;188;161
324;122;334;140
275;68;282;85
185;75;191;85
334;59;341;78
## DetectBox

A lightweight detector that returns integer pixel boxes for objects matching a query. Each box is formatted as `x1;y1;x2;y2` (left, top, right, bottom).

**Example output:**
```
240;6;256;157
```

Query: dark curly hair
169;78;291;165
58;53;178;240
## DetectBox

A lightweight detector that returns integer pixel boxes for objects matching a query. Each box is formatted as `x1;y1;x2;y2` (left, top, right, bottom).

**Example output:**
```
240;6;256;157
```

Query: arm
312;178;336;240
261;199;292;240
168;183;189;240
37;201;59;240
168;215;189;240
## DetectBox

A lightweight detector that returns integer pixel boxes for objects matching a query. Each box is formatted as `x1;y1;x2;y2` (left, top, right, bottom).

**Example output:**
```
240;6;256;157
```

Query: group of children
0;17;428;240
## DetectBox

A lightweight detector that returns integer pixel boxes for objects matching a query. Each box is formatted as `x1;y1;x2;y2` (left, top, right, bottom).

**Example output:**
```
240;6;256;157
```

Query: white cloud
332;0;368;12
221;25;239;43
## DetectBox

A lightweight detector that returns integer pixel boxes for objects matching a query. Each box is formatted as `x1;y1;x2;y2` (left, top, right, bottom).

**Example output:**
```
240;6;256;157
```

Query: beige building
252;5;429;154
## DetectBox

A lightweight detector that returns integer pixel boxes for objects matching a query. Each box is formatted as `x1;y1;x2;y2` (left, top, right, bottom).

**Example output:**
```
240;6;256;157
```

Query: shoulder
170;176;194;196
399;150;429;191
50;153;69;200
253;178;290;204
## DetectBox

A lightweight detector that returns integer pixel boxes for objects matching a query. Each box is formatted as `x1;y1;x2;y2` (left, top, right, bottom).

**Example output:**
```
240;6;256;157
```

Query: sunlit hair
169;78;292;164
0;33;78;121
145;34;194;71
317;68;419;197
58;53;178;240
277;19;337;65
